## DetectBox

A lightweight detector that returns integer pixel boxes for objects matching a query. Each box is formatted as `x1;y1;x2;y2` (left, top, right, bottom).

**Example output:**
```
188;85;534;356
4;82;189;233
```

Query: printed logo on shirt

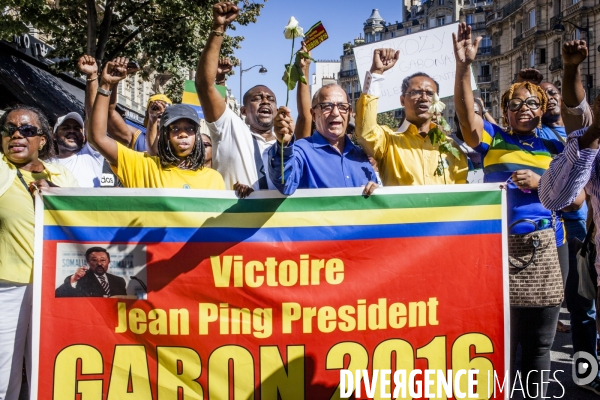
100;174;115;187
183;184;190;189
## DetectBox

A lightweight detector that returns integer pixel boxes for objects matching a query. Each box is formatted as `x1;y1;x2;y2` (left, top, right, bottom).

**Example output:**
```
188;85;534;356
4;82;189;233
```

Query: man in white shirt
50;112;117;187
195;2;277;191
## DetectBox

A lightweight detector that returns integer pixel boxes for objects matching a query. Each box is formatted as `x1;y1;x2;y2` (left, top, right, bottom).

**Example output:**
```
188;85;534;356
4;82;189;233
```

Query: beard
57;135;84;153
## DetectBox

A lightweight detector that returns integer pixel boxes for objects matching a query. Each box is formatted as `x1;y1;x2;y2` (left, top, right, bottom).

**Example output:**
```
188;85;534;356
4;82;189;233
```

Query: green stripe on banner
43;191;501;213
184;80;196;93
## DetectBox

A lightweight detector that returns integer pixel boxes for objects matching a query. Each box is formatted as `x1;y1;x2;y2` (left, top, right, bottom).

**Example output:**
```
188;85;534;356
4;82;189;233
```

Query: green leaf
296;51;316;63
438;141;461;159
282;63;299;90
427;127;445;146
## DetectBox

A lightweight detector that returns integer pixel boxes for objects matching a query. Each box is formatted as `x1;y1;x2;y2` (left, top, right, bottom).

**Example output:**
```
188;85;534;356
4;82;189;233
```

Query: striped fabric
476;121;565;244
42;188;503;244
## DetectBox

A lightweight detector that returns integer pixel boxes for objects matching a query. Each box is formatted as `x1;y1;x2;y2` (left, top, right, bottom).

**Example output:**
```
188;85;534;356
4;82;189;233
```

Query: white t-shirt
49;142;105;187
207;107;276;190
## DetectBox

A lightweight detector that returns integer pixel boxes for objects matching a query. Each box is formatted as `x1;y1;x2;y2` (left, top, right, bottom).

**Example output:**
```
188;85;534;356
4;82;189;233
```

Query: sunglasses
507;97;541;112
1;124;42;138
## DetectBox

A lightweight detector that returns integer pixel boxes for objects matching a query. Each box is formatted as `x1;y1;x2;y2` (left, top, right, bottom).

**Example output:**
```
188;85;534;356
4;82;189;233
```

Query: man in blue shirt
268;84;378;195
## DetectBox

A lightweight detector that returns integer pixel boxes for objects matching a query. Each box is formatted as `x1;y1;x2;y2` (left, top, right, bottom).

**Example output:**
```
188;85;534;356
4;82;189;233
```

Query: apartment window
539;48;546;64
406;27;412;34
375;32;381;41
365;33;373;43
437;17;445;26
349;60;354;70
355;82;360;92
528;9;536;29
466;14;474;24
516;21;522;36
438;0;444;5
575;29;581;40
480;64;490;76
481;35;491;47
480;88;491;108
530;50;535;67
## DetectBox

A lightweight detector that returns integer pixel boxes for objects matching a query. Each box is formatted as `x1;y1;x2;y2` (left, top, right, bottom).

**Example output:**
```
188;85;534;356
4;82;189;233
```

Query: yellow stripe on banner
484;149;552;169
182;91;201;106
44;205;501;229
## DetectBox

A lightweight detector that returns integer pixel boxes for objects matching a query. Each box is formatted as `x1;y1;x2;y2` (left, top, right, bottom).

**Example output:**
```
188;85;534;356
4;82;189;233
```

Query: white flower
284;16;304;39
428;93;446;114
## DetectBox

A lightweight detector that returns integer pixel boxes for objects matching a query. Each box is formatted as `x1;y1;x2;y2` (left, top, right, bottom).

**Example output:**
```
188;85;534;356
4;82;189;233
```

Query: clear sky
230;0;405;117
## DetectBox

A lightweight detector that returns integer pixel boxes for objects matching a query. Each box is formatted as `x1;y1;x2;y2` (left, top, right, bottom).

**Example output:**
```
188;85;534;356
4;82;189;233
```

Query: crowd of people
1;1;600;398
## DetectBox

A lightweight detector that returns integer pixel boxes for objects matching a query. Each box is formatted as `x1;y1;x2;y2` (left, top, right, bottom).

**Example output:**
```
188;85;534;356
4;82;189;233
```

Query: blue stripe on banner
44;220;502;243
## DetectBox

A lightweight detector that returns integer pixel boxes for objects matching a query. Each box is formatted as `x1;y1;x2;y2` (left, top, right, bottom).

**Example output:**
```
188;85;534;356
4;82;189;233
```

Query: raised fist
213;2;239;28
563;40;588;67
274;106;295;145
100;57;129;86
77;54;98;77
370;48;400;75
217;57;233;76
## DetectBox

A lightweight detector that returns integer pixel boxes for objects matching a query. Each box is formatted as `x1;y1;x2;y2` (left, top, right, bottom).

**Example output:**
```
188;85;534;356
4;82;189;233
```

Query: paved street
511;306;599;400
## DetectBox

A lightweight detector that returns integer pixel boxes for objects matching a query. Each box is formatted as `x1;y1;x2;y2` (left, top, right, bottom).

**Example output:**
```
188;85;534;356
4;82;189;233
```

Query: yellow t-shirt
355;94;468;186
112;142;225;189
0;164;79;283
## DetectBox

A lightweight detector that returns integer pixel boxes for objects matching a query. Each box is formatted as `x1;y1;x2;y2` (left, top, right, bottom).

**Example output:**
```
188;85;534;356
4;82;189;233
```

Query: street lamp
553;16;593;103
239;61;267;103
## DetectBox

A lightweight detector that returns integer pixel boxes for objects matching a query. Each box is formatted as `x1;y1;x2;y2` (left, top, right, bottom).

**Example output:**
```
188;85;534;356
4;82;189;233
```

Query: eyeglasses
1;124;42;138
507;97;541;112
407;90;435;99
168;125;197;135
313;102;351;113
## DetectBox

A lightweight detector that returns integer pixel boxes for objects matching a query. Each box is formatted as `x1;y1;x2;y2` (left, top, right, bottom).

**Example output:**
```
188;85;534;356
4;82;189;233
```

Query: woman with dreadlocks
453;23;585;398
88;57;224;189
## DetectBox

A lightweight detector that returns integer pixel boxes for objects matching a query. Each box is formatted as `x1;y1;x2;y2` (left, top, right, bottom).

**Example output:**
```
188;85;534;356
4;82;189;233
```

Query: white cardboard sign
353;23;477;113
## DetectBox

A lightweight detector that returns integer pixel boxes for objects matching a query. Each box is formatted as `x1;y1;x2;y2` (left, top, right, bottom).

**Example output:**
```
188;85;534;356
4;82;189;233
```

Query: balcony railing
502;0;524;19
491;45;501;56
491;82;499;92
340;70;357;78
468;21;487;30
513;34;523;48
478;75;491;83
549;13;562;31
486;10;503;25
549;56;563;72
477;46;491;55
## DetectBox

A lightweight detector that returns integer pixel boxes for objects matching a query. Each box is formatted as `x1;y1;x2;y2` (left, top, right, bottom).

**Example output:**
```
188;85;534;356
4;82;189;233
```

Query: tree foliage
0;0;266;96
376;110;400;130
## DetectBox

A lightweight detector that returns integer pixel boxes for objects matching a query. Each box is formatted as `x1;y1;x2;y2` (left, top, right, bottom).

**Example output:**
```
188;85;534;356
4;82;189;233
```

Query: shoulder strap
547;126;566;145
129;129;142;150
540;138;559;156
15;168;35;202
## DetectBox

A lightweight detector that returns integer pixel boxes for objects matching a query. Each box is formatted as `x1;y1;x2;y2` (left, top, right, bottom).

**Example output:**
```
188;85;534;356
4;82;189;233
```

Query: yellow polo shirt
0;157;79;283
112;142;225;189
355;93;468;186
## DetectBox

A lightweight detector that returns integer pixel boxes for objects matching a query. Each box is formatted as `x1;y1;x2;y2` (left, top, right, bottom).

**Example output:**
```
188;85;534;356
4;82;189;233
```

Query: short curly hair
0;105;55;160
501;82;547;128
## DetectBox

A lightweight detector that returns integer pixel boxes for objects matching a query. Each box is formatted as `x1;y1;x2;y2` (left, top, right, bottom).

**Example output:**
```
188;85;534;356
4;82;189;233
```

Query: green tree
0;0;266;97
376;110;400;130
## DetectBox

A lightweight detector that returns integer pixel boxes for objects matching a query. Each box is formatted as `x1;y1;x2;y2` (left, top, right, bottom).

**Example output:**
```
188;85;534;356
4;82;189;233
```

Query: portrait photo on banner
54;242;147;299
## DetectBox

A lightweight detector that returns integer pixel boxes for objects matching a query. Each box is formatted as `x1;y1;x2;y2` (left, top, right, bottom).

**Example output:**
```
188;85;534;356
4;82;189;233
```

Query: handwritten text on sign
353;23;477;113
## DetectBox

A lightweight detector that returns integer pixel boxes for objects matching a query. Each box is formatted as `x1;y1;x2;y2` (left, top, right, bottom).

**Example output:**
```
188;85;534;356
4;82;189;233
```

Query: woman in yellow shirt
88;57;225;190
0;105;78;399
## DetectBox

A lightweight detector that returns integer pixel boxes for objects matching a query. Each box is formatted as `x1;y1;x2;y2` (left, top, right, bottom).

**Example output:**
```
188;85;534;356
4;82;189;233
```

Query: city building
311;60;341;99
486;0;598;123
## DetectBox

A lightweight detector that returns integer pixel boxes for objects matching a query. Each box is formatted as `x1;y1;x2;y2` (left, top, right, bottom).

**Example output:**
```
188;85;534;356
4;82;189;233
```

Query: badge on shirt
100;174;115;187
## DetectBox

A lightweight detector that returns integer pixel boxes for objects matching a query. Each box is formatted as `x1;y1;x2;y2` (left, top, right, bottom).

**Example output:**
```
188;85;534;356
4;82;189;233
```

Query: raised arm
88;58;129;166
195;2;238;123
295;42;313;139
145;101;167;156
453;22;484;149
354;48;398;160
106;66;141;147
562;40;587;107
77;55;98;128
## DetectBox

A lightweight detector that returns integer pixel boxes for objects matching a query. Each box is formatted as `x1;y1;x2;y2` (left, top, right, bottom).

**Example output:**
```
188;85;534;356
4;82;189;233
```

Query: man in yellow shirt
355;48;468;186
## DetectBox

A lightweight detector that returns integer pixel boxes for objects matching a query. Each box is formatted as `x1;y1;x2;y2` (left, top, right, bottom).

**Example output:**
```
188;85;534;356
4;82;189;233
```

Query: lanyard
15;167;45;203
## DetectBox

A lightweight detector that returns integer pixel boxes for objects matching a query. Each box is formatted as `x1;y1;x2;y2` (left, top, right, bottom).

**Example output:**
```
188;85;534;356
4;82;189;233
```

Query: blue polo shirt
268;132;377;195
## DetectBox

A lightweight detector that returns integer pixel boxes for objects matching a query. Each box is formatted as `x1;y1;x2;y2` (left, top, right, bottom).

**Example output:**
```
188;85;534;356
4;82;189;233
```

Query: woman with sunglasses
0;105;78;398
453;24;585;397
88;58;225;190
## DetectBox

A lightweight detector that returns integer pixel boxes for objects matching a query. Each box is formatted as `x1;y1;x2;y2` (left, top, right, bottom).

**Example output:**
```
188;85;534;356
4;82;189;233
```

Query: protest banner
32;185;508;399
304;21;329;51
353;23;478;113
